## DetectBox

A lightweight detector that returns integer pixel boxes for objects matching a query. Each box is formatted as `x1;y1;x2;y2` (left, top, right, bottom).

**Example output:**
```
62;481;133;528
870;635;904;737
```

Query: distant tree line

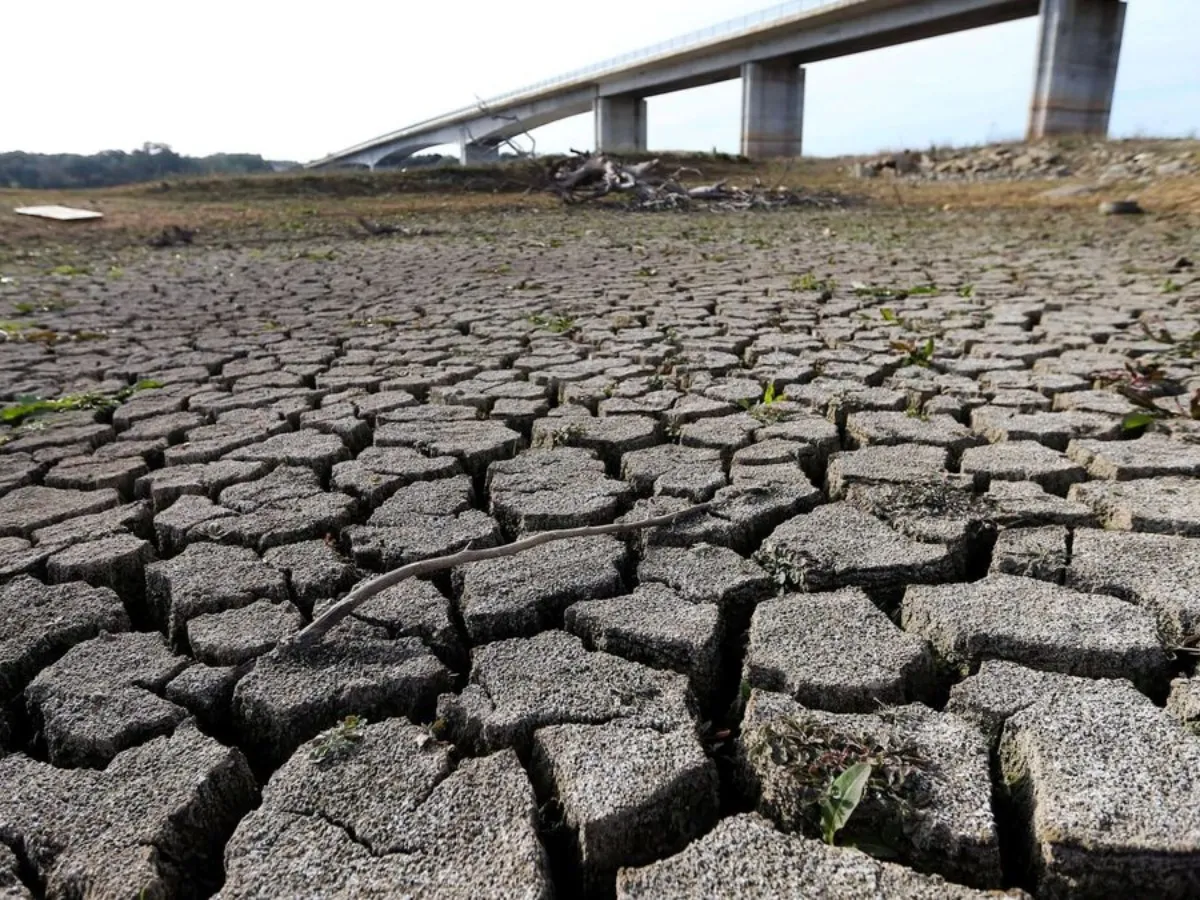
0;143;280;189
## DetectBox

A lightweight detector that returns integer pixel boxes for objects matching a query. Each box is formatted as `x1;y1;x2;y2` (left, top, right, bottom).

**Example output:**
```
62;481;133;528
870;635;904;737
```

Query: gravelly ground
1;204;1199;899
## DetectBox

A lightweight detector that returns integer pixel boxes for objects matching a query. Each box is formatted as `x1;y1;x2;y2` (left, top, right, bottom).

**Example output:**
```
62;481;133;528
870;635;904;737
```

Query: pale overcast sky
3;0;1197;163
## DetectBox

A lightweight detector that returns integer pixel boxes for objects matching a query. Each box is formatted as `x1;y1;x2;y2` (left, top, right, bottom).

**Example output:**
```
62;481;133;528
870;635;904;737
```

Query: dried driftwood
287;500;713;649
544;150;841;211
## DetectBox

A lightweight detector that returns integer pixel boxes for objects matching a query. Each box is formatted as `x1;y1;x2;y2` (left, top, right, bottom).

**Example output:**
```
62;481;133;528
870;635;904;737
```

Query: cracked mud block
825;444;949;500
627;481;820;555
901;574;1169;689
25;631;189;767
455;535;626;644
1066;436;1200;480
45;533;155;614
330;445;461;509
620;444;726;502
841;480;989;566
218;464;326;512
1000;679;1200;898
637;542;774;614
738;691;1001;888
488;448;631;535
730;438;821;486
345;475;500;569
565;584;723;703
262;539;356;616
192;469;357;552
0;454;39;497
1167;677;1200;730
165;663;242;729
946;660;1129;745
438;630;694;756
0;577;129;699
187;598;305;665
117;410;206;444
1068;476;1200;536
153;494;234;554
314;578;463;667
44;453;148;499
677;412;758;458
1;422;113;456
222;719;550;899
0;844;31;900
844;412;981;462
531;414;661;470
0;486;121;539
0;722;257;899
987;480;1097;527
756;503;953;593
233;627;453;766
145;542;289;644
1067;528;1200;644
135;459;271;511
346;509;500;570
990;526;1068;581
1051;389;1139;417
225;429;349;478
745;589;933;713
752;416;841;476
616;814;1004;899
0;536;48;582
376;418;524;477
531;722;718;893
959;441;1086;495
164;415;291;466
970;409;1120;451
29;499;152;552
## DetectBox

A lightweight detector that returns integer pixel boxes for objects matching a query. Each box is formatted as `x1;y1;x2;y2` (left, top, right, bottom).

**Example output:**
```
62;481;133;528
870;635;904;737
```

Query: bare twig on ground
289;501;714;649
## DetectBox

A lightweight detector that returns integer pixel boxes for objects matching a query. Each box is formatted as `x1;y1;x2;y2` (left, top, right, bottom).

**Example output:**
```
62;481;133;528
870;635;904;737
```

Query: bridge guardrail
437;0;839;119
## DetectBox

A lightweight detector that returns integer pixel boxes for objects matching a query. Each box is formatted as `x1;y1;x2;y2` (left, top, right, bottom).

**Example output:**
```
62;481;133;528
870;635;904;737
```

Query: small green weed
744;714;927;848
891;337;936;368
49;264;90;277
527;313;575;334
0;379;163;427
821;763;873;845
310;715;366;764
1162;278;1183;294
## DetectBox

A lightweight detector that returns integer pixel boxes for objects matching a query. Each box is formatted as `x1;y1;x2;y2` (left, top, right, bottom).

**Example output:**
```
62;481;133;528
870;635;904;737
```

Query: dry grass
2;139;1197;267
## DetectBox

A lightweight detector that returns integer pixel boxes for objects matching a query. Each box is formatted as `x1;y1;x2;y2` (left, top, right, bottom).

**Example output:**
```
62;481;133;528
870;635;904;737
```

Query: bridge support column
741;61;805;159
1027;0;1125;139
461;141;501;166
594;96;647;154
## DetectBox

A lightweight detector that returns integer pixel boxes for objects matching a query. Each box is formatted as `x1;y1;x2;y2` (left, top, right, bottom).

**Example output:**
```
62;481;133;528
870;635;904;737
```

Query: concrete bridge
307;0;1126;169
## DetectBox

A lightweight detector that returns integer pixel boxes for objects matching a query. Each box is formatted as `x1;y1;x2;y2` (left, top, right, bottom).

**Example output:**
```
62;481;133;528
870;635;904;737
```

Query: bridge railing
448;0;840;116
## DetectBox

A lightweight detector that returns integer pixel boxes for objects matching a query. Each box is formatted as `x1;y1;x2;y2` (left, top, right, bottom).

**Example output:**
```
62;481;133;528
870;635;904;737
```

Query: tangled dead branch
543;151;844;212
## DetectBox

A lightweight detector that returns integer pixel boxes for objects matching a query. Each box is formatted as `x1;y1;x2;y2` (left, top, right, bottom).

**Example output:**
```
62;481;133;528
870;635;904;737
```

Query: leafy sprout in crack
822;763;873;845
890;337;936;368
527;312;575;334
743;714;929;848
309;715;367;764
740;381;789;424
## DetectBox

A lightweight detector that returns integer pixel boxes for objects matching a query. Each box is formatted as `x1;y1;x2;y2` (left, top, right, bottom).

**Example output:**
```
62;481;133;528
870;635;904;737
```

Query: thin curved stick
290;501;713;649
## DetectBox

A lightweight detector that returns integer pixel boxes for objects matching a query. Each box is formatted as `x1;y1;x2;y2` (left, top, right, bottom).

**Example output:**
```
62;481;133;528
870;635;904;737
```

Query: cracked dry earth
1;206;1199;900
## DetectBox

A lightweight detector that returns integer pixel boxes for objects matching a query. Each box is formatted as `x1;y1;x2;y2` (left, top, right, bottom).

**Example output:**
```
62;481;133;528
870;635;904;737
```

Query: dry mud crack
1;206;1199;898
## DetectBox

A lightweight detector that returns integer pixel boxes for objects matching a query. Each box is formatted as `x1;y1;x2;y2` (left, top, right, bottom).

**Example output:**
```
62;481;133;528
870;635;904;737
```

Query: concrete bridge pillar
741;61;805;159
595;96;647;154
461;140;501;166
1027;0;1126;139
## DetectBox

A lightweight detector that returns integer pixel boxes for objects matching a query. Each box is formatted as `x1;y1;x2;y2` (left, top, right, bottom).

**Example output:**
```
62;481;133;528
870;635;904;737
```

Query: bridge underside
313;0;1125;169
